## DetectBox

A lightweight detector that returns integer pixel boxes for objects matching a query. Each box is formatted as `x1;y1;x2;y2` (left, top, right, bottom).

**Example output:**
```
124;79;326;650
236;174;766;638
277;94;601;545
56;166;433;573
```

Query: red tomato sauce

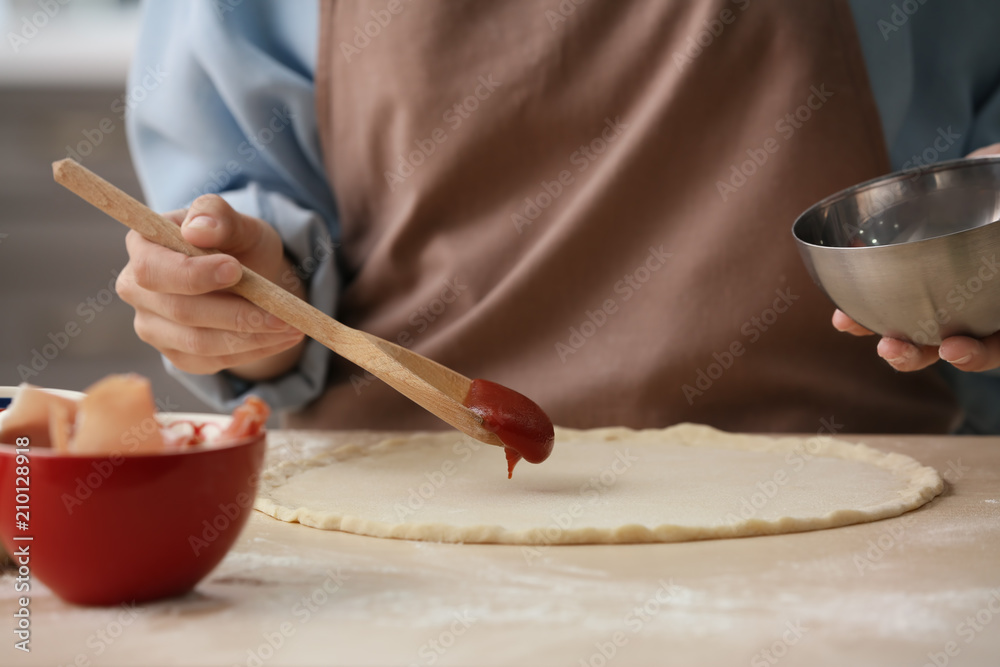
462;379;555;478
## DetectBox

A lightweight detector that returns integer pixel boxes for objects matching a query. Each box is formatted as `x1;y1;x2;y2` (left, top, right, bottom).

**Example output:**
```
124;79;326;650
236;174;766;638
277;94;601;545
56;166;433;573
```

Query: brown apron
291;0;959;434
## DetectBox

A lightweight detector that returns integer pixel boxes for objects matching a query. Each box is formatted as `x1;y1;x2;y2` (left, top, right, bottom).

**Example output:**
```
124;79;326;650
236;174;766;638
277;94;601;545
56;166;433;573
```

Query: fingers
163;338;307;376
124;230;243;294
124;288;293;334
874;332;1000;373
161;209;188;225
832;309;876;336
134;311;305;374
876;337;939;372
939;333;1000;372
833;310;941;372
118;197;305;377
179;194;275;257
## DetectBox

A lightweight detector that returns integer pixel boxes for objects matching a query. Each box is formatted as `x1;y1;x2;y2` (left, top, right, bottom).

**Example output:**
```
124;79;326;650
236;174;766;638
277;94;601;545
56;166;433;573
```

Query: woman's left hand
831;143;1000;372
832;309;1000;372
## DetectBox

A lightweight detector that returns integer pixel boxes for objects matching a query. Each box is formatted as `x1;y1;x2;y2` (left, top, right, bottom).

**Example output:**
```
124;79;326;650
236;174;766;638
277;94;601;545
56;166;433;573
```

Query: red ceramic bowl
0;412;265;606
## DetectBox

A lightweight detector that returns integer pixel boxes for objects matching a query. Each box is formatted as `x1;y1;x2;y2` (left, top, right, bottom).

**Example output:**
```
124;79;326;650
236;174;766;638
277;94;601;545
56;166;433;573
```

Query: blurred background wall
0;0;212;413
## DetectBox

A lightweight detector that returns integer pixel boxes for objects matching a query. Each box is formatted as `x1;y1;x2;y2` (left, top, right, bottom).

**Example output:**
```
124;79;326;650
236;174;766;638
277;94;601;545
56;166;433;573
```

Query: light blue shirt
126;0;1000;433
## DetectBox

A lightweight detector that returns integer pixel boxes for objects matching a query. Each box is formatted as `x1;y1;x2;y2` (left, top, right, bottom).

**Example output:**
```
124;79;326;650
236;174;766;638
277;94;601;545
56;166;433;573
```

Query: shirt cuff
165;182;338;413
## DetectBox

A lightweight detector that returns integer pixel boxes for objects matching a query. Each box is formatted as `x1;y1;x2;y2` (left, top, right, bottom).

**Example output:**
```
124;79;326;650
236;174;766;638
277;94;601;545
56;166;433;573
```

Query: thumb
180;194;267;258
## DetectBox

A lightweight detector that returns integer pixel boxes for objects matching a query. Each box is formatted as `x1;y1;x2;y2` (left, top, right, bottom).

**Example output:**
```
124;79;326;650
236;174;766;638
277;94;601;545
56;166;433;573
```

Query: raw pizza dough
255;424;943;544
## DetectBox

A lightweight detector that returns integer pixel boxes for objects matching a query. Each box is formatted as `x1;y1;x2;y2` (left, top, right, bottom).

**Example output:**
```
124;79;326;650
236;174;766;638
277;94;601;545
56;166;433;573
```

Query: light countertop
2;431;998;666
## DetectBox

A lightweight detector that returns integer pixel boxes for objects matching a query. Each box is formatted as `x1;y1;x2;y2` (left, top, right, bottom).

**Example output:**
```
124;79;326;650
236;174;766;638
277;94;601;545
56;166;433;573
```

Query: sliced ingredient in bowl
0;374;268;454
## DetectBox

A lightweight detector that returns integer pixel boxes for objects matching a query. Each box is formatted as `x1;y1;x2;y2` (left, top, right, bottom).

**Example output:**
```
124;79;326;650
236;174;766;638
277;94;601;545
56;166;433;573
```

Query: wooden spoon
52;158;505;449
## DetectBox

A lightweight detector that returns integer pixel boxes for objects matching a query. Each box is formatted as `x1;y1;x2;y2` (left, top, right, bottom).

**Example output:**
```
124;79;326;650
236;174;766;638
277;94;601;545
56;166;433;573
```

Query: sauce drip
462;379;555;478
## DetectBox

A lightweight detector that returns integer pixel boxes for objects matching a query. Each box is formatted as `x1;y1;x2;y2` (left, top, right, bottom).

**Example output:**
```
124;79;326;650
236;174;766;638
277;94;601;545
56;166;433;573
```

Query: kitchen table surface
2;430;998;667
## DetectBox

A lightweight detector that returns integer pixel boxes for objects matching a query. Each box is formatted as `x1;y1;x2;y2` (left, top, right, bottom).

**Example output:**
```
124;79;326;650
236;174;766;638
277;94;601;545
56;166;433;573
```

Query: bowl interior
795;157;1000;249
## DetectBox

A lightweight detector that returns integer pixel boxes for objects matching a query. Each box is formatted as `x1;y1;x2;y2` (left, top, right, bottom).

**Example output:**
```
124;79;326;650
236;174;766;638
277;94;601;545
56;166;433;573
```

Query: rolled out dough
255;424;943;545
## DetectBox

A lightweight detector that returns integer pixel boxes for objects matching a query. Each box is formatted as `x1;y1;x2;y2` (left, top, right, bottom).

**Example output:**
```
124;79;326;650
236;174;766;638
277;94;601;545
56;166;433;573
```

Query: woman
118;0;1000;434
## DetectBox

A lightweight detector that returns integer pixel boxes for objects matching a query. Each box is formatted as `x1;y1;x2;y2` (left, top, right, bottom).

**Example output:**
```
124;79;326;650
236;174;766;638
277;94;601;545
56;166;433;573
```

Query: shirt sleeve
849;0;1000;431
967;61;1000;382
125;0;337;413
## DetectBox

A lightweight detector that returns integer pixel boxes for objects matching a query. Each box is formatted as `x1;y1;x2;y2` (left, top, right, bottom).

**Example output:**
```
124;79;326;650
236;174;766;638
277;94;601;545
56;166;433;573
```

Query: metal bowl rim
791;155;1000;250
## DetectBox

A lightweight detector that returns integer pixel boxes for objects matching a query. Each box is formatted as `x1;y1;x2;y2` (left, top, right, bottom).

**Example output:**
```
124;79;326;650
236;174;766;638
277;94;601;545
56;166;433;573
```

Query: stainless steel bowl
792;156;1000;345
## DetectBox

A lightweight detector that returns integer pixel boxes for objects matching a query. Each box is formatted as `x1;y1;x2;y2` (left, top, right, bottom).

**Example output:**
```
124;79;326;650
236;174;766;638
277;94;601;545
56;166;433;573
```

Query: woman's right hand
116;195;307;381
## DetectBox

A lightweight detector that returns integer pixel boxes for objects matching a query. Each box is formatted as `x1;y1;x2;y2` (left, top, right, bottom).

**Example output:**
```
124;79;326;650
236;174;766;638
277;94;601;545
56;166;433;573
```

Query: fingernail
266;314;290;330
945;353;973;365
881;346;912;365
215;262;241;285
185;215;217;230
